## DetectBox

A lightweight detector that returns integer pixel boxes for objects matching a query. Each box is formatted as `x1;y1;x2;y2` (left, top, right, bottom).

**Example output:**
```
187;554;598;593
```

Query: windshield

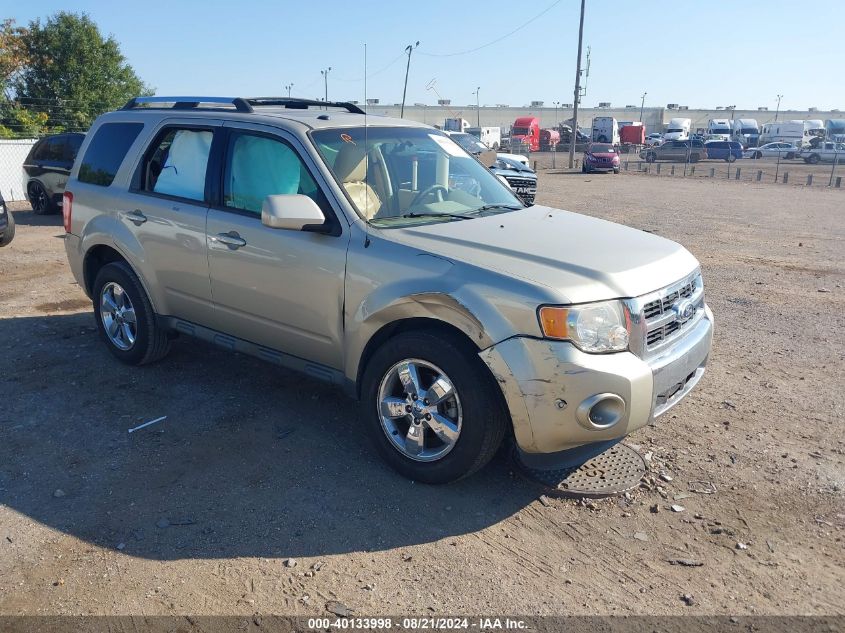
740;128;757;135
827;121;845;133
667;128;682;133
589;144;615;153
311;127;523;228
448;133;488;154
512;127;530;136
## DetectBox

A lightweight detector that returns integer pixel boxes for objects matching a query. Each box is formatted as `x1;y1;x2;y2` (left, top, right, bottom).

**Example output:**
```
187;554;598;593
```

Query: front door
123;119;219;326
206;124;349;369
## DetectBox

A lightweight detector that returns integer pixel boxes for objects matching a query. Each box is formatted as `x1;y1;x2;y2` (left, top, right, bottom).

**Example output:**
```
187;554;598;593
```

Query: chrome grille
628;272;704;357
643;278;696;320
505;177;536;188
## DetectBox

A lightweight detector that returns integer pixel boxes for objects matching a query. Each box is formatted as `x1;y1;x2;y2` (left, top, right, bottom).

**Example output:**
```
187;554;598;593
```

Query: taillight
62;191;73;233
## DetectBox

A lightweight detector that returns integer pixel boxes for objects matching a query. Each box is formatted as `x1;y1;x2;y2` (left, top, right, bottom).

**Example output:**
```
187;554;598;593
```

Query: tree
0;19;29;99
14;12;152;131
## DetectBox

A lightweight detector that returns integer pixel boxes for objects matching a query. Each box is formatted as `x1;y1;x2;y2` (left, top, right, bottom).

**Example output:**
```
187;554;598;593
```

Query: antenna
363;43;371;248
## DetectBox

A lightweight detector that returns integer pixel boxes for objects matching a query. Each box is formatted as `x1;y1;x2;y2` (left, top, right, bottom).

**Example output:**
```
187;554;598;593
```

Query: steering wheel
409;184;449;209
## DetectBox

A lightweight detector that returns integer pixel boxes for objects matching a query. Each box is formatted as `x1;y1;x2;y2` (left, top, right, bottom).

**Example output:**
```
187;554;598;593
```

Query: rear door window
139;127;213;202
78;122;144;186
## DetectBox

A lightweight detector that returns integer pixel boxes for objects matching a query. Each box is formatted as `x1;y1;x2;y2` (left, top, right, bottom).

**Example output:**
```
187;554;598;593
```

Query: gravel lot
0;173;842;617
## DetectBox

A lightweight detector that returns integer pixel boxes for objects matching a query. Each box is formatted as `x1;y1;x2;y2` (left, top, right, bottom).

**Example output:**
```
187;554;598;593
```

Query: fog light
576;393;626;430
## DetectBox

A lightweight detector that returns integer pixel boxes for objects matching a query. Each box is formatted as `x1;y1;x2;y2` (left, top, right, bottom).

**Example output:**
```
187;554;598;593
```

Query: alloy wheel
100;282;137;351
377;358;462;462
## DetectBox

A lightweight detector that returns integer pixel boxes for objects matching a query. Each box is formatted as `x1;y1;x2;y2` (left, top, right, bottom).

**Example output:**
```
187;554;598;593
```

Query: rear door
123;119;220;326
205;122;350;369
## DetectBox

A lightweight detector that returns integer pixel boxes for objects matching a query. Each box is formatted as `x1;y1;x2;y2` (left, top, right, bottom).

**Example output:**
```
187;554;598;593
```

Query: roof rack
245;97;366;115
121;96;365;115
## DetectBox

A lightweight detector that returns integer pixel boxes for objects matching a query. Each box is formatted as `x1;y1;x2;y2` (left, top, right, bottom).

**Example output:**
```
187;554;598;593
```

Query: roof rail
121;96;253;112
120;96;366;115
245;97;366;115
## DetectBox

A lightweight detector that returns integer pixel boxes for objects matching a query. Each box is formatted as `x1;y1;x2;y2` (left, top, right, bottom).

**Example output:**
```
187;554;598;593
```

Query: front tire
361;330;508;484
754;151;763;159
92;261;171;365
807;154;820;164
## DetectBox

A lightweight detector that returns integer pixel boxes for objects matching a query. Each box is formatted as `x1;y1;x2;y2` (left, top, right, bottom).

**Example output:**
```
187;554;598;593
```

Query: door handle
123;210;147;226
214;231;247;249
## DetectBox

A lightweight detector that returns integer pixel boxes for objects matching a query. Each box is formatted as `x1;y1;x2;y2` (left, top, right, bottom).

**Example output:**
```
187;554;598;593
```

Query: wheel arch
82;243;158;313
354;316;489;400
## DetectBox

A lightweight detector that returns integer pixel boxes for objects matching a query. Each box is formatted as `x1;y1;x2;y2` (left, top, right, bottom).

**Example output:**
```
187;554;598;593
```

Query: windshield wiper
401;212;474;220
471;204;524;213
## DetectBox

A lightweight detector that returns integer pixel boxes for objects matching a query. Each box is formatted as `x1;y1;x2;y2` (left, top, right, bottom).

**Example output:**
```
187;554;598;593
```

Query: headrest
333;143;368;183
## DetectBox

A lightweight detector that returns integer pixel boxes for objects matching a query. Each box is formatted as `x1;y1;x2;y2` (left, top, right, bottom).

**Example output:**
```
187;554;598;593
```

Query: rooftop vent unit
366;98;380;105
667;103;679;109
625;105;636;108
531;100;544;107
562;103;573;108
757;106;768;111
437;99;450;105
678;105;689;110
598;102;611;108
808;106;818;112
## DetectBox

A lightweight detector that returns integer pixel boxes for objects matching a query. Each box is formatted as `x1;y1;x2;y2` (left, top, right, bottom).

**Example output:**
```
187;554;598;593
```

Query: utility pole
285;83;294;98
321;67;332;103
568;0;586;169
400;41;420;118
474;86;481;127
639;91;647;122
774;94;783;121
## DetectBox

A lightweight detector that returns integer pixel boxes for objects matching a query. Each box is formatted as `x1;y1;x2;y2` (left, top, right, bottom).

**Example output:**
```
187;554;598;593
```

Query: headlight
538;300;630;353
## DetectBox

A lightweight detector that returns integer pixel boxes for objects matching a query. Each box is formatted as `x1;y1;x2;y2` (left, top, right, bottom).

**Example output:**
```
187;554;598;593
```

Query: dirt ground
0;173;842;618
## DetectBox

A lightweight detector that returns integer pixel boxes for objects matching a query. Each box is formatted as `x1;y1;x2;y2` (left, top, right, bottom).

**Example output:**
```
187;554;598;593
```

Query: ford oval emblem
673;299;695;322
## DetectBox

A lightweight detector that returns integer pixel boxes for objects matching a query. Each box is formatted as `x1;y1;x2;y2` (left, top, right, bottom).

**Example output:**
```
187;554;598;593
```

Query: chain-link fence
0;138;38;201
529;150;843;189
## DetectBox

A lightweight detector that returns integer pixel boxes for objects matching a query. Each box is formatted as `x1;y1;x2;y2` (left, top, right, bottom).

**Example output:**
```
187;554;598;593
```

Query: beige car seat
333;144;382;219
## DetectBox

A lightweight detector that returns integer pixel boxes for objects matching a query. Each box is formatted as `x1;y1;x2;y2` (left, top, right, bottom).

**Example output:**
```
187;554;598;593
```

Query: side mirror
261;194;326;231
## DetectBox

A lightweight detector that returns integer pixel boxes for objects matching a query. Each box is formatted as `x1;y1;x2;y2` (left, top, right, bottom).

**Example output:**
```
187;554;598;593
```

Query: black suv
23;132;85;214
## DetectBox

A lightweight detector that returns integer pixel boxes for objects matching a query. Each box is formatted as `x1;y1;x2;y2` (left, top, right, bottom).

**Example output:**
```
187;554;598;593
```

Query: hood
587;151;619;159
383;205;700;304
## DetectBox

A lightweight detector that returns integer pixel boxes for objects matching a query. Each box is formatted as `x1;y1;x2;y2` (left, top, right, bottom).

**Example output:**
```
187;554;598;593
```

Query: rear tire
361;330;508;484
754;151;762;159
807;154;820;164
92;261;171;365
28;182;53;215
645;153;656;163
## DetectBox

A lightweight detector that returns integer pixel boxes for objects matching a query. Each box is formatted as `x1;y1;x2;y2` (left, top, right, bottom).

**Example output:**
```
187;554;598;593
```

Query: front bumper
480;305;713;453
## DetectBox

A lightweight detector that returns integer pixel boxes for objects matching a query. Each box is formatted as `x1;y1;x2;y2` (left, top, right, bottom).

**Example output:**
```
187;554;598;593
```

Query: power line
334;50;407;82
418;0;563;58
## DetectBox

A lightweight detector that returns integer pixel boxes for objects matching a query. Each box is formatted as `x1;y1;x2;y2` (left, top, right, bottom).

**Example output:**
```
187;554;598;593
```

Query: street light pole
474;86;481;127
775;94;783;121
400;41;419;119
321;67;332;103
285;83;294;98
639;91;647;123
568;0;586;169
553;100;560;127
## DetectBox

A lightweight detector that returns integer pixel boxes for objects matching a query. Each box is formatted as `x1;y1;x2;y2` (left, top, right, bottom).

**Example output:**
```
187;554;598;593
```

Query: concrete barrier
783;172;789;184
836;177;841;188
807;174;813;186
757;170;763;181
735;168;741;180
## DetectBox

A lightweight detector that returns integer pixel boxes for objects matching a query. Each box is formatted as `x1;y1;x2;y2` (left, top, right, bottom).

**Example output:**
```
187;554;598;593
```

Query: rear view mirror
261;194;326;231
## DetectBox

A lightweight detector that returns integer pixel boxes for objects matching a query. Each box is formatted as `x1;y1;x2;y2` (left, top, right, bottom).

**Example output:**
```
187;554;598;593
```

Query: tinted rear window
78;122;144;187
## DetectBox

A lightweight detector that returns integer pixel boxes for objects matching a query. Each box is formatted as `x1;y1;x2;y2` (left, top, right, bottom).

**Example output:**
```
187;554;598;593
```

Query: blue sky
11;0;845;111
